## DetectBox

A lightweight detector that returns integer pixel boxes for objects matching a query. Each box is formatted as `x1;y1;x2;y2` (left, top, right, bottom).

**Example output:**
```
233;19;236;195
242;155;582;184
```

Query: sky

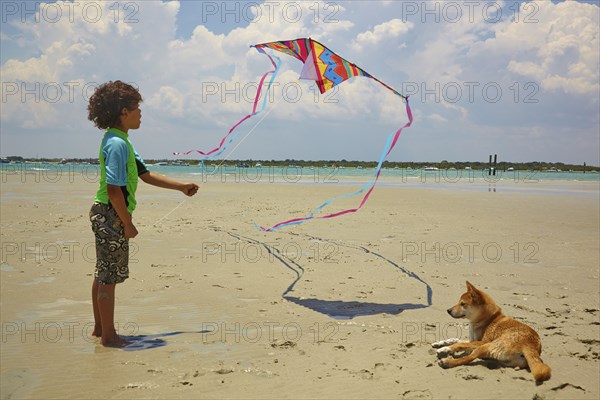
1;0;599;165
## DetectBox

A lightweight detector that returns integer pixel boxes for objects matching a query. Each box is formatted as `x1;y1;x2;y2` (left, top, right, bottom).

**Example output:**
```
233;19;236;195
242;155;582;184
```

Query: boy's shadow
121;330;211;351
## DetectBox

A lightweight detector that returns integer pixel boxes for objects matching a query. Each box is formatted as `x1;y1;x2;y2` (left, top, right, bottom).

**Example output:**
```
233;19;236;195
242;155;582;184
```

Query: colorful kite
255;38;408;98
174;38;413;231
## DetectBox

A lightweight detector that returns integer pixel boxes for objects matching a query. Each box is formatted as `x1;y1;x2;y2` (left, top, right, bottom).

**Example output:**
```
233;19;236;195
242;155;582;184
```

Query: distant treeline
3;156;598;171
201;159;598;171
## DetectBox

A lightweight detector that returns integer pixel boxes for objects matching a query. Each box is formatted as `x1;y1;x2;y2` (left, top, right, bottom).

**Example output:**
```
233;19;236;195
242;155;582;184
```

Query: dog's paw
438;357;453;369
431;338;460;348
436;346;453;358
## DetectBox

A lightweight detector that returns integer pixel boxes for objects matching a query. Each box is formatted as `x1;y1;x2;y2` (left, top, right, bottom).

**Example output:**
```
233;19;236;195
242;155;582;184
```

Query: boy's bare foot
101;335;131;348
92;325;102;337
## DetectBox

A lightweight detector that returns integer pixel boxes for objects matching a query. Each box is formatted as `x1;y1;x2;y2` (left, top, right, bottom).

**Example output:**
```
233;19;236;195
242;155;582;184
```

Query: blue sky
1;1;599;164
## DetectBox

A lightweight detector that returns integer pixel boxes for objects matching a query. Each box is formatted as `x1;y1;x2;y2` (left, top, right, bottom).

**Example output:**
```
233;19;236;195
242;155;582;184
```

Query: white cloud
146;86;184;117
476;1;599;95
1;1;180;127
352;19;413;52
428;113;448;123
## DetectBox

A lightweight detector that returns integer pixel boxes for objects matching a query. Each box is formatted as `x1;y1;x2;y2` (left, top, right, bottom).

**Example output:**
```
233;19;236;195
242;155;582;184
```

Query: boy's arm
107;184;138;238
140;172;199;196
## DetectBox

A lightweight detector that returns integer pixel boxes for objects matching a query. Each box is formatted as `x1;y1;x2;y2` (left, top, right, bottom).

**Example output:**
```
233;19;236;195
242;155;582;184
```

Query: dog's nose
447;308;452;315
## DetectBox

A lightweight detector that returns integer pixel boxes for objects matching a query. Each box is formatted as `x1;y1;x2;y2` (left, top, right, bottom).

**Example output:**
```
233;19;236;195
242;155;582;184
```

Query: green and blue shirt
95;128;148;214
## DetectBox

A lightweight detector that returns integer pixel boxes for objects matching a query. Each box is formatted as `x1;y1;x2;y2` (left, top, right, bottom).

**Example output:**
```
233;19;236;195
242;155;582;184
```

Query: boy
87;80;198;347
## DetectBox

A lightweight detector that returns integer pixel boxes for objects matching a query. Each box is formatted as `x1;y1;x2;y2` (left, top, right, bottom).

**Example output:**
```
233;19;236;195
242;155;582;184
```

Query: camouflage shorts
89;202;129;285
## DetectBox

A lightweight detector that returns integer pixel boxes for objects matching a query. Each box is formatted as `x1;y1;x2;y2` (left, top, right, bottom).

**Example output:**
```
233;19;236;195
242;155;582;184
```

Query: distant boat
0;158;9;164
507;167;514;171
423;166;438;171
153;162;169;166
255;163;262;167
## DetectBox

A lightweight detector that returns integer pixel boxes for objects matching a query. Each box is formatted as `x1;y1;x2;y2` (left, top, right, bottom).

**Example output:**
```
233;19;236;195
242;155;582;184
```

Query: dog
431;281;551;382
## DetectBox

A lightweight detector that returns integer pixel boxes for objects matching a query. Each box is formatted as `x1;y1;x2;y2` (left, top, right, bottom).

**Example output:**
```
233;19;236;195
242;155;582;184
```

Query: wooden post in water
488;154;498;175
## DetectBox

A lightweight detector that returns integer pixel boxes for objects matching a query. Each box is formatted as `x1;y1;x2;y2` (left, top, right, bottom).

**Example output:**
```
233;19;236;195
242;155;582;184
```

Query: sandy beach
1;170;599;399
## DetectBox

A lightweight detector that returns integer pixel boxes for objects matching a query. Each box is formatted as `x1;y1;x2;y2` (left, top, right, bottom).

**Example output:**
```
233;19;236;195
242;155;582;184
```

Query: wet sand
1;171;599;399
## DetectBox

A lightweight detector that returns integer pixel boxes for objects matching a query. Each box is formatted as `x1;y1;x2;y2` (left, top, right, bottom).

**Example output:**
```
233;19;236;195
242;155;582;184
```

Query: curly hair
87;81;143;130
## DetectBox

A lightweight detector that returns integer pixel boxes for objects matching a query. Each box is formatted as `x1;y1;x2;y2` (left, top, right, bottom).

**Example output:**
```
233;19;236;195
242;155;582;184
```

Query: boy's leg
97;282;129;347
90;202;130;347
92;278;101;336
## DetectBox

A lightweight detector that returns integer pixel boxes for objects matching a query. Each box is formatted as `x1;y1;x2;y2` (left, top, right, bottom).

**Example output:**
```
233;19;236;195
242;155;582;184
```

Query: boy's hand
124;223;138;239
181;183;199;197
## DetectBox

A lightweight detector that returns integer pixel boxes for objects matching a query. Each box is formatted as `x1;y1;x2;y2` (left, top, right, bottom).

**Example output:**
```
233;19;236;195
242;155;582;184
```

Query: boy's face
120;104;142;131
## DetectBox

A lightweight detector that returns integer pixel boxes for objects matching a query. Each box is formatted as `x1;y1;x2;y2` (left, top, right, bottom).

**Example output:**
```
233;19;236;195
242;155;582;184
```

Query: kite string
173;49;281;158
154;50;281;226
154;71;289;226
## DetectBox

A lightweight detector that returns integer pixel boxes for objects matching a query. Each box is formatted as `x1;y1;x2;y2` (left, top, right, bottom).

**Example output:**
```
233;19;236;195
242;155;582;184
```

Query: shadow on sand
222;229;433;319
121;330;211;351
285;297;430;319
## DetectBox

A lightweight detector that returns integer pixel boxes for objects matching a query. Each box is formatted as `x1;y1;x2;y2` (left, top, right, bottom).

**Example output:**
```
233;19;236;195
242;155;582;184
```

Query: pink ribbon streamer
173;49;279;158
258;98;413;232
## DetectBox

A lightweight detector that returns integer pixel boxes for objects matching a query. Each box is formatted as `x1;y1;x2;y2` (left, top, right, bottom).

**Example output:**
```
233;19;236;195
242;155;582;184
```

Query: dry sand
1;171;599;399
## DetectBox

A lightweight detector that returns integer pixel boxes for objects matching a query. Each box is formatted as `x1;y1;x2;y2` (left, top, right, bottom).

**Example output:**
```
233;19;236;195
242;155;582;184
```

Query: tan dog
432;281;551;382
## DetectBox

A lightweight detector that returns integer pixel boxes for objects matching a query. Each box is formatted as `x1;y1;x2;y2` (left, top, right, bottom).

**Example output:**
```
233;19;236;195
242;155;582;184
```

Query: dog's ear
466;281;483;303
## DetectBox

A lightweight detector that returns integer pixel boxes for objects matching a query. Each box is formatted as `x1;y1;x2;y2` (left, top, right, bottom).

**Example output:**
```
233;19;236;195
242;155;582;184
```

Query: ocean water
2;163;599;196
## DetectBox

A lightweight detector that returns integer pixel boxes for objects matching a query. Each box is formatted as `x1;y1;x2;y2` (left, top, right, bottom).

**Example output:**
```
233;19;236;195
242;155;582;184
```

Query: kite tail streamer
173;48;281;159
257;97;413;232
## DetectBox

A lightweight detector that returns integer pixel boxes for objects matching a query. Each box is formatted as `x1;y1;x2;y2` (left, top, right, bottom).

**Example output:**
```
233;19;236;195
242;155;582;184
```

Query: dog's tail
523;346;551;382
